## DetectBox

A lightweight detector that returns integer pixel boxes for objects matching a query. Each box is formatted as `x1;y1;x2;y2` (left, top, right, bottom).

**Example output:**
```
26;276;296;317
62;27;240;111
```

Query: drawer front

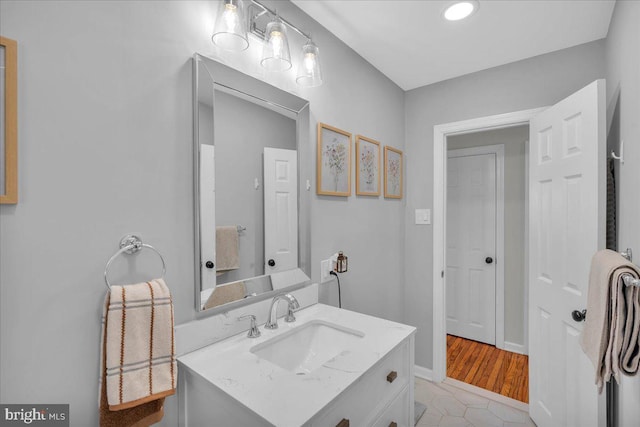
372;387;410;427
310;339;409;427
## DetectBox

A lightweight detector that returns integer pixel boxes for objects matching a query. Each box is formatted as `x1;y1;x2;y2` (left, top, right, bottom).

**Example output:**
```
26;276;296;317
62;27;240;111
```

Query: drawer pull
336;419;349;427
386;370;398;383
389;423;398;427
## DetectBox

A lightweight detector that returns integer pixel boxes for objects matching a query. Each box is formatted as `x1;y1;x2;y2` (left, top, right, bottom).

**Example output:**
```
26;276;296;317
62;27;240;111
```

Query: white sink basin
250;320;365;375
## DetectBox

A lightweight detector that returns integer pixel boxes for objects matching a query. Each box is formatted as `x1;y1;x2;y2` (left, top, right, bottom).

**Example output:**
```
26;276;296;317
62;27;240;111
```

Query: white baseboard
504;341;527;355
414;365;433;381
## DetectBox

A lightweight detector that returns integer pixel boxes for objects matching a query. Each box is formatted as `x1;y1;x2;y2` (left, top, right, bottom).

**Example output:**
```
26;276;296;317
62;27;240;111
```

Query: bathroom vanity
178;303;416;427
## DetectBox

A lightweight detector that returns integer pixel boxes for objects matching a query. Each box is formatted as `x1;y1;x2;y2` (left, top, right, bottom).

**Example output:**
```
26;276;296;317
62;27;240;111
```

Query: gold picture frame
384;146;403;199
355;135;380;196
317;123;351;196
0;36;17;204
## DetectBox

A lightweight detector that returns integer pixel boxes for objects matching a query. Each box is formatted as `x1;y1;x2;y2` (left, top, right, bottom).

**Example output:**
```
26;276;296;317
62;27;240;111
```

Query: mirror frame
192;53;311;314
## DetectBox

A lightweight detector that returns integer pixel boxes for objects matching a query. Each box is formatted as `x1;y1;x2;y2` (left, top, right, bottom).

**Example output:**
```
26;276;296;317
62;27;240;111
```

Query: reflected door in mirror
264;148;298;274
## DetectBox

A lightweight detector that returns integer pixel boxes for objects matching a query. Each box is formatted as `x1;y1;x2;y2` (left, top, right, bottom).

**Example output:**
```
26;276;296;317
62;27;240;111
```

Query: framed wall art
384;146;403;199
317;123;351;196
355;135;380;196
0;36;17;204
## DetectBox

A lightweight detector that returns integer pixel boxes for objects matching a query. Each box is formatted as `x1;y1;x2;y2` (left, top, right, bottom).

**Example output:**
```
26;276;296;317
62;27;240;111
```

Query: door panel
264;147;298;274
528;80;605;427
446;151;496;345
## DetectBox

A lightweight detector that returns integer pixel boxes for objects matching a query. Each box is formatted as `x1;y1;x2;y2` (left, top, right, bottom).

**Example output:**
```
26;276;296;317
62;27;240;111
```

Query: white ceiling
291;0;616;91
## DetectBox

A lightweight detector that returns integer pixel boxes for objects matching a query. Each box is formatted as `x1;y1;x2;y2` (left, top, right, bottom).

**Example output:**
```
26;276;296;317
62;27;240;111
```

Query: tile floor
415;378;536;427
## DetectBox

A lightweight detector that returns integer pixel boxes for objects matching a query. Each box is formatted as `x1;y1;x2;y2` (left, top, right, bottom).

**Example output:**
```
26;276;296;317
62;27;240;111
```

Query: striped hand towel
99;278;176;425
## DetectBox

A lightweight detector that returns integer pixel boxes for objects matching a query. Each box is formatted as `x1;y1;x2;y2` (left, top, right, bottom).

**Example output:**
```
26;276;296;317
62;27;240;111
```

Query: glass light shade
212;0;249;51
296;40;323;87
260;20;292;72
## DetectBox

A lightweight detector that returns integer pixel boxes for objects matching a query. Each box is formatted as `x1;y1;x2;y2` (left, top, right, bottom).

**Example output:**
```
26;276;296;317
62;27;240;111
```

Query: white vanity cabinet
178;304;416;427
309;338;413;427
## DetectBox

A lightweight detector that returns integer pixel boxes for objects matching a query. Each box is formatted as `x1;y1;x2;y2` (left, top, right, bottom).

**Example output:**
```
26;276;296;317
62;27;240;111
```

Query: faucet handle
238;314;261;338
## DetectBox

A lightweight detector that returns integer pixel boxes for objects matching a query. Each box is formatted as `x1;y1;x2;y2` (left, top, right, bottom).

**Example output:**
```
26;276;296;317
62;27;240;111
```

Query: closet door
446;148;497;346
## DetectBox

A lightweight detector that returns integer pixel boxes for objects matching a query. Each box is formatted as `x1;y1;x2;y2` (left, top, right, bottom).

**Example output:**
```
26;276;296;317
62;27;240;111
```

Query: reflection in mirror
193;54;311;313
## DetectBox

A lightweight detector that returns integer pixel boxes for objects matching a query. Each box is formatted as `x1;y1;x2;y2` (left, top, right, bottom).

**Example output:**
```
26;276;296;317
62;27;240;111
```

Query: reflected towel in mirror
204;281;246;310
215;225;240;274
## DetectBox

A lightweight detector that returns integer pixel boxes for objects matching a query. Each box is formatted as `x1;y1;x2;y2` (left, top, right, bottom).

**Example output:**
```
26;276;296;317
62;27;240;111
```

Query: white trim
504;341;527;355
443;378;530;413
447;144;505;349
523;139;530;355
433;107;546;382
414;365;433;381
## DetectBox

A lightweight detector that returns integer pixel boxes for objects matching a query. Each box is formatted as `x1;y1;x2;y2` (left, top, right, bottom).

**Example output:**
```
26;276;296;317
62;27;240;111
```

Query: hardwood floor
446;334;529;403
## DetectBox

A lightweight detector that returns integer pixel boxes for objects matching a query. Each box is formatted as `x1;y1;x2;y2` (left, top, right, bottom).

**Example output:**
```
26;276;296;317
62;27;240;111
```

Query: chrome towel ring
104;234;166;290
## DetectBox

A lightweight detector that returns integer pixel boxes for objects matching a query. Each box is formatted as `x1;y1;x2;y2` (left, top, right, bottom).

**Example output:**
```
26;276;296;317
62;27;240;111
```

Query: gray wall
212;90;296;284
0;1;405;426
447;125;528;347
605;1;640;424
404;39;606;369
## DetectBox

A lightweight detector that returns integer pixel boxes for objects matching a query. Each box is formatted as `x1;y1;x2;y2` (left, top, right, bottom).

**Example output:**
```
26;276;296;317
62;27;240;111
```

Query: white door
264;147;298;274
446;149;497;345
529;80;605;427
200;144;216;291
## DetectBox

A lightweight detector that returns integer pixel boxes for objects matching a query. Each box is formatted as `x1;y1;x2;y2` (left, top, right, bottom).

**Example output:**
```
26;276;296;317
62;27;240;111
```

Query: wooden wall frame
0;36;17;204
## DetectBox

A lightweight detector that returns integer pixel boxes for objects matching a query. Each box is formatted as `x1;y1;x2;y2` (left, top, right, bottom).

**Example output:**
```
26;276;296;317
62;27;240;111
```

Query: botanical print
384;146;403;199
360;145;376;189
317;123;351;196
388;157;400;193
356;136;380;196
324;138;348;192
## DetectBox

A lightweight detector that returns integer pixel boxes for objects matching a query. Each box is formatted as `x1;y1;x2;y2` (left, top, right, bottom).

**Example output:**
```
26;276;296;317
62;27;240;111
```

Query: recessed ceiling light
443;1;478;21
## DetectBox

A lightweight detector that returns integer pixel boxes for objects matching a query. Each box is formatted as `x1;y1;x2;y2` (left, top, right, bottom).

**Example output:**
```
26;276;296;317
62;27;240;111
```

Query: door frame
447;144;505;347
432;107;547;383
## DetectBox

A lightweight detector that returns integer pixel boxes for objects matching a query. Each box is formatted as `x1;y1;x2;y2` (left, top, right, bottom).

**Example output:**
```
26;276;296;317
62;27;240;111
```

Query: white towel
580;250;640;392
101;278;176;412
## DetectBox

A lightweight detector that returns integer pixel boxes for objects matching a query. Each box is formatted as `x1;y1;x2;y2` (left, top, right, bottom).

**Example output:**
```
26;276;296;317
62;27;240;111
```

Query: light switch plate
415;209;431;225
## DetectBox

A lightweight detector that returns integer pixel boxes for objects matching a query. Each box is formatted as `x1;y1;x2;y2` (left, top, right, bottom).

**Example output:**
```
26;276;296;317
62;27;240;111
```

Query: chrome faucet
264;293;300;329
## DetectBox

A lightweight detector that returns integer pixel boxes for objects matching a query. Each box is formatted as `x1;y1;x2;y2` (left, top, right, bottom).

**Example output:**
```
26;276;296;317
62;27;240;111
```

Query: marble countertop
178;303;416;427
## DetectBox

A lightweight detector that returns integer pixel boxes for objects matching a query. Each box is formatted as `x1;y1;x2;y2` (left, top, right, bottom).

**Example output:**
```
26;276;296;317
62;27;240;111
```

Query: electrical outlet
320;259;332;283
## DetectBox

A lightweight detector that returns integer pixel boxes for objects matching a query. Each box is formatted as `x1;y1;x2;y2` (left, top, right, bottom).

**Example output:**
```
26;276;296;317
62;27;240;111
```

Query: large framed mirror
193;54;311;313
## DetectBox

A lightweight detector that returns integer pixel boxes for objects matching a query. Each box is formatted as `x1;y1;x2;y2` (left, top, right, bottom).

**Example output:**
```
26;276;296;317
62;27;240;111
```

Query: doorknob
205;261;214;269
485;257;493;264
268;259;276;267
572;309;587;322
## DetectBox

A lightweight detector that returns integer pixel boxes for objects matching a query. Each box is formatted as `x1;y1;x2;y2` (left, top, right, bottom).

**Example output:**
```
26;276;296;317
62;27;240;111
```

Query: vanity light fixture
212;0;249;51
211;0;324;87
443;1;479;21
